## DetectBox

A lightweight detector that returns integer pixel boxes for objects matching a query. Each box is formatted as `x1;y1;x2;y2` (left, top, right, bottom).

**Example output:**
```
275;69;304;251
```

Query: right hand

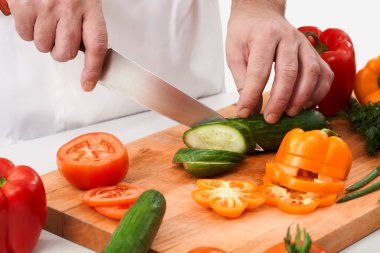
7;0;108;91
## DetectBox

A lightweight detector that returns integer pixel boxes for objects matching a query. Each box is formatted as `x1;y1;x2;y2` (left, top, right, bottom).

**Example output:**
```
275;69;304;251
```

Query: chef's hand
7;0;107;91
226;0;334;123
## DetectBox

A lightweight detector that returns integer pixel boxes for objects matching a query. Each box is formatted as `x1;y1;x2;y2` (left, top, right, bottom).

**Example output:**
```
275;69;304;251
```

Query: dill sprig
345;98;380;156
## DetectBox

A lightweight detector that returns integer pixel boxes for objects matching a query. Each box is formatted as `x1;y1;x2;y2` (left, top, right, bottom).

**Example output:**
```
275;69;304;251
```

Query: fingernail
82;81;94;91
287;106;299;116
238;108;251;118
265;113;279;124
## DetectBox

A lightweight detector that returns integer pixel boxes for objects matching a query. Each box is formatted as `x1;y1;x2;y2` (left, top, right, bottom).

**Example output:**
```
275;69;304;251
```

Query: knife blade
99;48;264;151
99;48;226;127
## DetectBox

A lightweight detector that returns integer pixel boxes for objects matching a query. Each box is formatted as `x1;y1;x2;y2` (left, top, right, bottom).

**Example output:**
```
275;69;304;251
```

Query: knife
99;48;226;127
98;48;264;151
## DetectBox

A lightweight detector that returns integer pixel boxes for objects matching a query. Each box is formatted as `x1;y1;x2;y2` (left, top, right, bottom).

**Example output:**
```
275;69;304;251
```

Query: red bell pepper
0;0;10;16
298;26;356;117
0;158;46;253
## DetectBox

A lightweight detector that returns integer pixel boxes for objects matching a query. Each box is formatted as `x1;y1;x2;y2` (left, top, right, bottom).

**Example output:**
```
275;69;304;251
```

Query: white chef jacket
0;0;225;147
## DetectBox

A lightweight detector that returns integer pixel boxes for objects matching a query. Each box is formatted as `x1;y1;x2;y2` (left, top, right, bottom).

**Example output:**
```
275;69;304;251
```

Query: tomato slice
57;132;129;189
192;179;263;218
81;183;146;207
94;203;133;220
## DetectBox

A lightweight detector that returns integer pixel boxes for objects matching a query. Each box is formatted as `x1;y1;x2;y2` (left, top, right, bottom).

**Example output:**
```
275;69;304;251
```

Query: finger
311;58;334;105
34;11;58;53
285;43;320;116
237;39;277;118
8;0;37;41
226;39;247;92
264;38;299;124
51;15;82;62
80;3;108;91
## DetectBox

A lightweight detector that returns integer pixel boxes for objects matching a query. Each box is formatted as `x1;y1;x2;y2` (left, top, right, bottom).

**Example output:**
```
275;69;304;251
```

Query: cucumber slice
172;148;246;164
183;123;252;153
183;161;237;178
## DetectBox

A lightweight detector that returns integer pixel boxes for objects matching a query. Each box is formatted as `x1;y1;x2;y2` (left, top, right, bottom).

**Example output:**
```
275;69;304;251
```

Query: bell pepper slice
276;196;320;215
192;179;265;218
266;162;345;194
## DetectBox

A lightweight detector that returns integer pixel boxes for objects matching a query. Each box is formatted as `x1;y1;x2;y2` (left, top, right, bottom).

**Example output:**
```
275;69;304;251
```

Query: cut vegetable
183;122;254;153
183;161;237;178
103;189;166;253
184;110;326;153
172;148;246;164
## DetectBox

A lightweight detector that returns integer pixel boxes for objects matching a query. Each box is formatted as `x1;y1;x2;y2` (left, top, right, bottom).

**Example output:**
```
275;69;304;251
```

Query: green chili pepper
346;166;380;191
337;181;380;203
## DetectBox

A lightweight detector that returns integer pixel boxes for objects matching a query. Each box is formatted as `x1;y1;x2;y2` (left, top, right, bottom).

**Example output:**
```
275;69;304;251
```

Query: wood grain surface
41;104;380;253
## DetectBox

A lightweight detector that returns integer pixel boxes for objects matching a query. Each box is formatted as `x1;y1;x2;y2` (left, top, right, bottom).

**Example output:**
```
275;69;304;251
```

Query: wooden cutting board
42;104;380;253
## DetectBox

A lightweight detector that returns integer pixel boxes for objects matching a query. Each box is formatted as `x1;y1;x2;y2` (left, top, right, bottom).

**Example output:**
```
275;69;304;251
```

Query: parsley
345;98;380;156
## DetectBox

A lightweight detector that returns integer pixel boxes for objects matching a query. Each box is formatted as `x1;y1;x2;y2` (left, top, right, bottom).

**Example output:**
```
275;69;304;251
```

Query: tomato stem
0;177;6;187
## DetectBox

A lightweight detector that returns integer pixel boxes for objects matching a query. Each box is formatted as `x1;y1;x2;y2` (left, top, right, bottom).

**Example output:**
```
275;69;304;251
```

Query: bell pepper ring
0;157;47;253
191;179;266;218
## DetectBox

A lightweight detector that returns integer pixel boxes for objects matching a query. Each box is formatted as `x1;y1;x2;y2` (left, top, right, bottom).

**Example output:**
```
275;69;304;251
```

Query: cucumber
172;148;246;164
182;122;254;153
103;189;166;253
183;161;237;178
184;109;325;153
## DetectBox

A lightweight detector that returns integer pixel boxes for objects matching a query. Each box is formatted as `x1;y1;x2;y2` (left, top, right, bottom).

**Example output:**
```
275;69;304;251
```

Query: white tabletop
0;91;378;253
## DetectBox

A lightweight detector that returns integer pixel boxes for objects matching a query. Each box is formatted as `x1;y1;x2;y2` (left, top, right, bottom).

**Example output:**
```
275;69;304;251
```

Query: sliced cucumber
183;161;237;178
172;148;246;164
183;123;252;153
184;109;326;153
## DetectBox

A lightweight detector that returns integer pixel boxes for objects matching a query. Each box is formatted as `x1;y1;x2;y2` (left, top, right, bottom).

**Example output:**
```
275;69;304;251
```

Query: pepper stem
0;178;6;187
303;32;329;53
321;128;339;137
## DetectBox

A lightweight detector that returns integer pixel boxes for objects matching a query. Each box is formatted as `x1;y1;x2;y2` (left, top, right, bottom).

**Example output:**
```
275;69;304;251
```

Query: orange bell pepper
265;162;345;194
354;55;380;104
191;179;266;218
275;128;352;180
257;184;337;215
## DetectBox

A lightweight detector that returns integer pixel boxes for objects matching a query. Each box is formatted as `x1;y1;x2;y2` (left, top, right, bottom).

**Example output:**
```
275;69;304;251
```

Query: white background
219;0;380;92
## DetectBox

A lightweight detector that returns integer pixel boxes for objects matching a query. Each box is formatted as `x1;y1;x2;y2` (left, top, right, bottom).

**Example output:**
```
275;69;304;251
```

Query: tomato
94;204;132;220
192;179;265;218
57;132;129;189
264;242;328;253
187;247;227;253
81;183;146;207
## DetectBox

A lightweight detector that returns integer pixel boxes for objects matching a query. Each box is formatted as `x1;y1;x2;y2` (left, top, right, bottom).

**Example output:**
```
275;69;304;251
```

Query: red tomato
187;247;227;253
81;183;146;207
57;132;129;189
94;204;133;220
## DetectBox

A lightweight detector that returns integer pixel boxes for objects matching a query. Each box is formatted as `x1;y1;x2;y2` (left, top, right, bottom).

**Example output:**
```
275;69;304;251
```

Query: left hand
226;0;334;124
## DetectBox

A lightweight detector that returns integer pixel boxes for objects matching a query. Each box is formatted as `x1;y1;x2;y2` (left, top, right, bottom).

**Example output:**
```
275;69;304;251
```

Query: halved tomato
57;132;129;189
81;183;146;207
95;203;133;220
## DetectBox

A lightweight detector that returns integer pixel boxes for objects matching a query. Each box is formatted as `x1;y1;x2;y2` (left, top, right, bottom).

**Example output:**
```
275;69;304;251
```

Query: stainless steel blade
99;49;226;127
